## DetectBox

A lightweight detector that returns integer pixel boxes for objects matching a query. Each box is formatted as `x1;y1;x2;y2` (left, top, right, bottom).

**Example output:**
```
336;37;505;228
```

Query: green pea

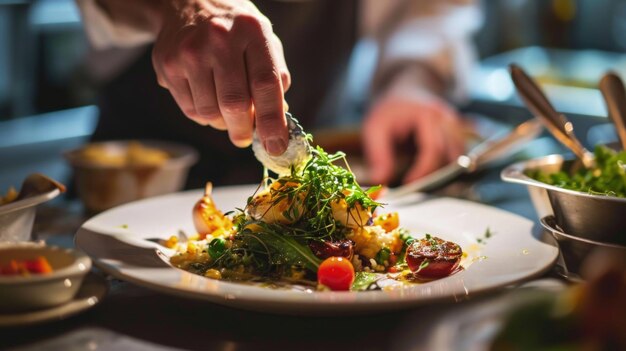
208;238;227;259
375;247;391;265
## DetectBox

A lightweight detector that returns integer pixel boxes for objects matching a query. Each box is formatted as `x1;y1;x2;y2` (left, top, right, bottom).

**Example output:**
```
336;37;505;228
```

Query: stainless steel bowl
540;215;626;280
501;154;626;245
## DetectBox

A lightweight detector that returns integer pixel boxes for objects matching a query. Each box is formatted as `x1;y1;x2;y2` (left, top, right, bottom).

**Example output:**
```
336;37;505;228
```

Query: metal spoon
509;64;595;169
599;72;626;150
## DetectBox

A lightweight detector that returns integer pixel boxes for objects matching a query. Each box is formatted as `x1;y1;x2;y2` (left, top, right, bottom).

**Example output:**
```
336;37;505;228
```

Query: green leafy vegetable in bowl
526;145;626;197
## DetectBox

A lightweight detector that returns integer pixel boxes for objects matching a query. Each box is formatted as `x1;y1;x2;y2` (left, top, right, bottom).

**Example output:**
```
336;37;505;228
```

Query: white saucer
0;272;107;327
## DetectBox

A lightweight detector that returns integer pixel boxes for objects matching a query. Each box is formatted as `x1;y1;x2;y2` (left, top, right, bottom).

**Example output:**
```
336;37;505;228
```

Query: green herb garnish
527;145;626;197
351;272;381;291
209;146;381;278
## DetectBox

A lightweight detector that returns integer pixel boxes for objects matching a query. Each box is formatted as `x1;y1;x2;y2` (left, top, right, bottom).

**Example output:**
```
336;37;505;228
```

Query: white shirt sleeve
365;0;483;101
75;0;157;50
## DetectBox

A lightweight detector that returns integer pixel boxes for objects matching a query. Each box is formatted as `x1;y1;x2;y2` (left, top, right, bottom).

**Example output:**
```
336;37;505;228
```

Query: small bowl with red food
0;242;92;312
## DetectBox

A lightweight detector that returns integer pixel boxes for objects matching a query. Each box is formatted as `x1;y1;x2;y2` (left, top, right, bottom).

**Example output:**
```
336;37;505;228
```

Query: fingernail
264;137;287;156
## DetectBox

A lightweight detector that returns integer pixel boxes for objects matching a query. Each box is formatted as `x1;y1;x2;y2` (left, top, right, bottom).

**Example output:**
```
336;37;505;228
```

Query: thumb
363;119;395;185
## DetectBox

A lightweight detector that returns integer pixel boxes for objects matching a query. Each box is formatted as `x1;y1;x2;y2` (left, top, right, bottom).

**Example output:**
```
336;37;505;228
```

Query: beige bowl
0;242;92;312
64;140;198;212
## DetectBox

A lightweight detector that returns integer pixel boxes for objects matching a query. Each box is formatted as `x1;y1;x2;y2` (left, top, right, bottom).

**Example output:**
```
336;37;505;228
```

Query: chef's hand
152;0;290;155
363;90;465;185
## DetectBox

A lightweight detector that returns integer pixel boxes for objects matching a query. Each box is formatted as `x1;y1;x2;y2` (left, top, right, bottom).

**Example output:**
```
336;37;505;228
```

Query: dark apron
93;0;358;188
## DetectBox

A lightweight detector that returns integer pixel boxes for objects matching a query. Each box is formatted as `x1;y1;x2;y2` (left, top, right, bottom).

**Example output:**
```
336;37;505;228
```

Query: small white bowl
0;242;92;312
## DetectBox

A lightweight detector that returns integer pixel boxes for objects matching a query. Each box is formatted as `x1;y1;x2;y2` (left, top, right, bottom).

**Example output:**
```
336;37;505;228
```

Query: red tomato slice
24;257;53;274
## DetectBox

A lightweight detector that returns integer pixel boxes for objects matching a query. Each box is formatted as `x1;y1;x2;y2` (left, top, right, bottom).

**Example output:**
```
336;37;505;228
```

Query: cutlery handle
469;118;543;169
383;162;465;200
599;72;626;150
509;64;595;168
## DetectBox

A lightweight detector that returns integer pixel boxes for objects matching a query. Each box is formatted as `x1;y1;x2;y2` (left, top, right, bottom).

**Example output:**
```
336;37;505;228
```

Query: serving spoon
509;64;596;169
599;72;626;150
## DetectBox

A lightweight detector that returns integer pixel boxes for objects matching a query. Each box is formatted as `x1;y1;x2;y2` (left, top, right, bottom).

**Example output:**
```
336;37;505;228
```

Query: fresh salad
527;145;626;198
169;147;463;291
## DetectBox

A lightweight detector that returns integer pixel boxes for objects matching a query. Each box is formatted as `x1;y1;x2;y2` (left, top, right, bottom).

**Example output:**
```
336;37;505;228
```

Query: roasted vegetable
406;234;462;279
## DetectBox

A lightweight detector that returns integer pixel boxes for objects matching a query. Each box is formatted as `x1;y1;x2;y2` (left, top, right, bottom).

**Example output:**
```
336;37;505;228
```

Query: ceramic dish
0;242;92;312
64;140;198;213
0;272;107;327
0;174;64;242
75;185;559;315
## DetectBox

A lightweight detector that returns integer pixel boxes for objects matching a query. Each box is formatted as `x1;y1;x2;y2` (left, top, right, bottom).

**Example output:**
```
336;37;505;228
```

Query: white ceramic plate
75;185;558;314
0;273;107;327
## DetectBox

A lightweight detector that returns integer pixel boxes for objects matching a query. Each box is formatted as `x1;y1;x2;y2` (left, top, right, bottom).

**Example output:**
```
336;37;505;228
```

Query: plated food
76;182;558;313
169;147;464;291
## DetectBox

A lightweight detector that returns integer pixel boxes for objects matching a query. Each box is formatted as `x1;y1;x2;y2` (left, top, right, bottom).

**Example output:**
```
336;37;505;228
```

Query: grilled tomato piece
406;234;462;280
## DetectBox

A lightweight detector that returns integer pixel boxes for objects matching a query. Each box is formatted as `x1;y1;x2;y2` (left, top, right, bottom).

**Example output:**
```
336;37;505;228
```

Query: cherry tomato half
317;257;355;291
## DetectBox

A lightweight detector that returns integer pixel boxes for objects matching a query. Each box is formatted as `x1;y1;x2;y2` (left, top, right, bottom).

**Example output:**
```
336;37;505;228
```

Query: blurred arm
366;0;482;101
361;0;483;184
75;0;162;49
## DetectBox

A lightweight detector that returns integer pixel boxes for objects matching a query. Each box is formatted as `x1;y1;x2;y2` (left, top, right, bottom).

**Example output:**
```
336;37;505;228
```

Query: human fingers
403;110;447;183
443;115;466;162
185;67;227;130
244;23;288;156
271;33;291;92
363;105;396;185
213;48;254;147
164;77;202;122
432;103;465;162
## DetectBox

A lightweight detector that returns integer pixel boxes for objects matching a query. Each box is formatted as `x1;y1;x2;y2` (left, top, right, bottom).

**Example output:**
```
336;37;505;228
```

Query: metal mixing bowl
501;154;626;245
540;215;626;280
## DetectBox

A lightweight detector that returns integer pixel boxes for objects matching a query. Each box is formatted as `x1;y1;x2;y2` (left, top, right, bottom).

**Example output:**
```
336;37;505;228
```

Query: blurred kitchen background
1;0;626;208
